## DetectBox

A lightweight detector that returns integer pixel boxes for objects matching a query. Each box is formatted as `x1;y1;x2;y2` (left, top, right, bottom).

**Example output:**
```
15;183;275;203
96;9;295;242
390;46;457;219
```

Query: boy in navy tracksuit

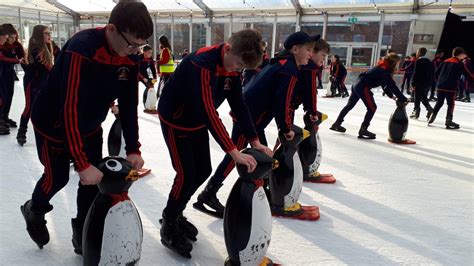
0;26;12;135
19;2;151;254
330;53;408;139
194;31;318;219
330;54;348;97
461;57;473;102
138;45;157;108
430;50;444;101
400;53;416;95
428;47;469;129
410;47;434;120
0;24;24;130
157;29;272;258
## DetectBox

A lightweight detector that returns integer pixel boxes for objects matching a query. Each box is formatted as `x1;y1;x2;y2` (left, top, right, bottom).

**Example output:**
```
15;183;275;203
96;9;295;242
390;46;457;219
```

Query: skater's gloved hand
284;130;295;141
126;154;145;170
79;165;104;185
229;149;257;173
251;140;274;157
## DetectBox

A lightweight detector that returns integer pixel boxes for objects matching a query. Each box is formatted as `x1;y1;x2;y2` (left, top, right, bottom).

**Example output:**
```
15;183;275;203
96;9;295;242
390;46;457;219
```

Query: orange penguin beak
125;170;140;182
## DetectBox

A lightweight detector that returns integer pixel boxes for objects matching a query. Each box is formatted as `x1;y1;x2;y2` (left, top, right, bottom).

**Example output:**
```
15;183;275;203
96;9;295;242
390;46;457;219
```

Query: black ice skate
193;182;225;218
358;127;376;139
159;214;198;241
20;200;51;249
160;215;193;259
330;123;346;133
16;127;27;146
71;218;83;255
445;120;460;130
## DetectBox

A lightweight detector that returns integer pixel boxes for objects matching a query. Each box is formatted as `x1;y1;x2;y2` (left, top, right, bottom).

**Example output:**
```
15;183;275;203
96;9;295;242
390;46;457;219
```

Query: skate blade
388;139;416;145
161;239;192;259
358;135;376;140
20;205;47;249
192;202;224;219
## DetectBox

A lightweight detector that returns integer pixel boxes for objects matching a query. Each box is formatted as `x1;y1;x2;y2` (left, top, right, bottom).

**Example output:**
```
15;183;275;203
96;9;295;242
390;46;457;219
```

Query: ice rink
1;77;473;265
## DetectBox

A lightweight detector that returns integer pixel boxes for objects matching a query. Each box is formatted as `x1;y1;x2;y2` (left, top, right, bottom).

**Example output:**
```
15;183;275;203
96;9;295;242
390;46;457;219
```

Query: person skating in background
156;35;175;97
329;54;348;97
330;53;408;139
400;53;416;95
157;29;272;258
138;45;157;111
194;31;318;219
0;26;11;135
16;25;55;146
460;56;473;102
409;47;434;120
19;1;151;254
428;47;470;129
430;49;444;101
0;23;25;130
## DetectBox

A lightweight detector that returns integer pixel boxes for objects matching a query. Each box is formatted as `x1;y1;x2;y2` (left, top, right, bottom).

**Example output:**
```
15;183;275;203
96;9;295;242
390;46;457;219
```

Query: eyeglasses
43;32;51;36
117;28;147;49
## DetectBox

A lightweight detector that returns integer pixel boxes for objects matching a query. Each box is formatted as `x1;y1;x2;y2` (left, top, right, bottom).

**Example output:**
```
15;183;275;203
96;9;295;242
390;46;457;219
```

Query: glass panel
329;47;348;66
351;47;372;67
173;23;190;59
192;23;207;53
143;0;200;11
382;21;410;57
232;22;252;33
327;21;380;42
211;23;225;44
254;23;273;55
275;23;295;53
301;22;324;37
57;0;115;12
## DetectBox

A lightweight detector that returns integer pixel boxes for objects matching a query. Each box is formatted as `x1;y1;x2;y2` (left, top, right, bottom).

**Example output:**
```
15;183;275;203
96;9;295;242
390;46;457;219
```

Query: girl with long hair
16;25;54;145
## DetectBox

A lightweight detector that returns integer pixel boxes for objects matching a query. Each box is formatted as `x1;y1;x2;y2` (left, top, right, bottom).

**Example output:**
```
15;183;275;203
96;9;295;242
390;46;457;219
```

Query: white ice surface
1;78;473;265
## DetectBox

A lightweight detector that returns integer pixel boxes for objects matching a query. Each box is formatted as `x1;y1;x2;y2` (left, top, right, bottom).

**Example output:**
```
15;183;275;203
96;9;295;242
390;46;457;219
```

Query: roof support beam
291;0;302;31
46;0;78;16
193;0;213;17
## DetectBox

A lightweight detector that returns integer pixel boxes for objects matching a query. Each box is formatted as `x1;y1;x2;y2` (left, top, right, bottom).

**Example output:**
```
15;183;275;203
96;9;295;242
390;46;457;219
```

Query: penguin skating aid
388;102;416;145
298;112;336;183
270;125;320;221
224;148;280;266
82;157;143;266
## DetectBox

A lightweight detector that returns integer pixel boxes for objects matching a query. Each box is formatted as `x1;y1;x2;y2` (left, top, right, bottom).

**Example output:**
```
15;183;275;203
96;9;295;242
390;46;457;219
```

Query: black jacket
411;57;434;88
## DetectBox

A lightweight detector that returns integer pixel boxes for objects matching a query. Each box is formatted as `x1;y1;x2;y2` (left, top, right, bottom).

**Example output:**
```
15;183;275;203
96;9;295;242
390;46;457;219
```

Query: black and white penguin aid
298;111;336;183
270;125;320;221
388;102;416;144
224;148;279;266
82;157;143;266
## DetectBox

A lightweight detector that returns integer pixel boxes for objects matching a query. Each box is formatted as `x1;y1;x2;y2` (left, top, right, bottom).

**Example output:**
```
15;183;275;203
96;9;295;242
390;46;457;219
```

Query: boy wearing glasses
20;2;152;254
157;29;272;258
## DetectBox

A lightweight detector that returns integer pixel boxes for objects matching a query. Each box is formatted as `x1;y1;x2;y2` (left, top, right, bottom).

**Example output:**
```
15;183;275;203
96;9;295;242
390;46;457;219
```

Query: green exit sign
348;17;358;23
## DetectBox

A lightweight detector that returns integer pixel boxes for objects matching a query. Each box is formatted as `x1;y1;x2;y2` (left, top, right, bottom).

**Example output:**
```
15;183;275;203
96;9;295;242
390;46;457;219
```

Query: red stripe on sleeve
285;76;297;128
200;68;235;151
64;53;89;171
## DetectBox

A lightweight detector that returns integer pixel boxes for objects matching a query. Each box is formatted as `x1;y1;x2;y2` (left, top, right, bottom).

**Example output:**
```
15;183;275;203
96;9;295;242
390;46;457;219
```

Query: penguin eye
105;159;123;172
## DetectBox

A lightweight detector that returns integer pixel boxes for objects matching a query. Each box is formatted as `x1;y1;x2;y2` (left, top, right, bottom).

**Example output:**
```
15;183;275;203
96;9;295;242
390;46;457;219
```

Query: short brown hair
313;39;330;54
228;29;264;69
109;1;153;40
452;47;466;57
417;47;427;57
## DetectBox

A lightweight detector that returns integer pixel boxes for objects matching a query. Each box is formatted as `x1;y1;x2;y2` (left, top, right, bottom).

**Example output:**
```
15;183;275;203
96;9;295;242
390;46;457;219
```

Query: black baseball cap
284;32;320;50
